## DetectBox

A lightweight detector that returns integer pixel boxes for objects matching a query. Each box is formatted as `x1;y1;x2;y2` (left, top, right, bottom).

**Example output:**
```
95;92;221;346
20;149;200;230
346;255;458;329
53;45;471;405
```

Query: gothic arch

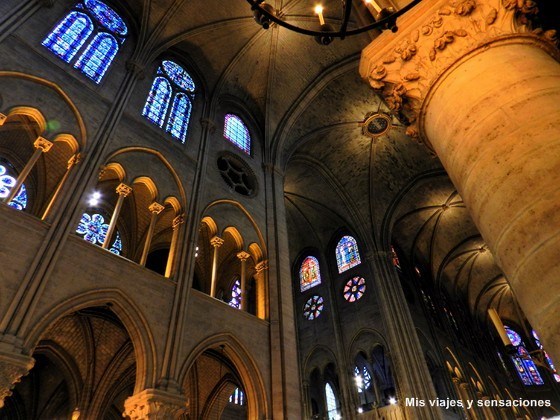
178;333;268;420
23;289;157;393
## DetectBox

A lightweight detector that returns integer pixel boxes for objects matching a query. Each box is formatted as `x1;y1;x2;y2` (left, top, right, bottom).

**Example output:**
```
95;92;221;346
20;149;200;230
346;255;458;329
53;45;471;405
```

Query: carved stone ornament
123;389;187;420
0;352;35;408
359;0;559;145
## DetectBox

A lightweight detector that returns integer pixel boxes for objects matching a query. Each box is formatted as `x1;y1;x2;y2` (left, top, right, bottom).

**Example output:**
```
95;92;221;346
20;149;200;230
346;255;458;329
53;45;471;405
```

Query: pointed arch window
143;60;195;143
300;256;321;292
0;160;28;211
505;326;544;386
228;279;242;309
75;211;122;255
354;366;372;393
335;235;361;273
42;0;127;83
325;383;339;420
229;388;245;405
224;114;251;154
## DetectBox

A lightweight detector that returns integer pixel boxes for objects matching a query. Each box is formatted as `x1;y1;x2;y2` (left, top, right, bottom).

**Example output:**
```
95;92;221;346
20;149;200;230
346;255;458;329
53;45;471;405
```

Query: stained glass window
0;163;28;211
303;295;324;320
229;279;242;309
300;256;321;292
335;235;361;273
75;212;122;254
390;245;401;270
504;326;544;386
143;61;195;143
343;277;366;302
229;388;245;405
325;383;339;420
224;114;251;154
532;330;560;382
42;0;127;83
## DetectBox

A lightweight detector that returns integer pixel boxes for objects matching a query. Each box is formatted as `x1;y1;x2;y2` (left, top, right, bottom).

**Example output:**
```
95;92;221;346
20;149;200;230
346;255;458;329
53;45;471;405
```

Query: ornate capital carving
126;60;146;79
236;251;251;261
0;113;7;126
359;0;559;144
116;183;132;197
149;202;165;214
172;214;185;229
210;236;225;248
255;260;269;273
33;137;53;152
123;389;186;420
199;118;216;134
68;153;83;169
0;352;35;408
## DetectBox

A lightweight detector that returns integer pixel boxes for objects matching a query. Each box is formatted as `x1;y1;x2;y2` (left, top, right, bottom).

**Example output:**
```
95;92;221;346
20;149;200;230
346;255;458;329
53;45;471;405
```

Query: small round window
303;295;324;320
343;277;366;302
217;153;257;197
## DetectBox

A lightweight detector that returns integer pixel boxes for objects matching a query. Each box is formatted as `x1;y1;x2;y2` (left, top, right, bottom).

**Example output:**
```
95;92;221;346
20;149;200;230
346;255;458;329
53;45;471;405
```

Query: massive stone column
360;0;560;361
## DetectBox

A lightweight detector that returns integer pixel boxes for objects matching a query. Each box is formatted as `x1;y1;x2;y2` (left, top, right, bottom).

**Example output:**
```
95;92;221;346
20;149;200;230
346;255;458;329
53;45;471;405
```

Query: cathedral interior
0;0;559;419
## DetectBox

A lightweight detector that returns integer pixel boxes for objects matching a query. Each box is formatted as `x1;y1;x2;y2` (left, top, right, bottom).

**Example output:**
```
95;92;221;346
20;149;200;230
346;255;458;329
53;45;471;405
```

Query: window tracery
504;326;544;386
532;330;560;382
143;60;195;143
335;235;361;273
303;295;324;320
42;0;127;83
229;279;242;309
224;114;251;154
75;212;122;255
0;163;27;211
343;276;366;302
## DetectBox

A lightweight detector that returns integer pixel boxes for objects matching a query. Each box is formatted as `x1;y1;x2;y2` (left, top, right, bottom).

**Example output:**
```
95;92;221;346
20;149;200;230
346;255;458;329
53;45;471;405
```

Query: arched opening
1;306;136;419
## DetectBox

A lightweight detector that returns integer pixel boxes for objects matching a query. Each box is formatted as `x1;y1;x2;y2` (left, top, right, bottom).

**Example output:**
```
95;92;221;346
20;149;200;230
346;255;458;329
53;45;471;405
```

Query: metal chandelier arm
246;0;423;38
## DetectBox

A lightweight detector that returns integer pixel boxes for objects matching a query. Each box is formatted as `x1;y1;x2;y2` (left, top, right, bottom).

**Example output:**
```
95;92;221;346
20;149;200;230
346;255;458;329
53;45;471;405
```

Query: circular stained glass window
84;0;128;36
504;326;522;347
343;276;366;302
303;295;324;320
162;60;196;91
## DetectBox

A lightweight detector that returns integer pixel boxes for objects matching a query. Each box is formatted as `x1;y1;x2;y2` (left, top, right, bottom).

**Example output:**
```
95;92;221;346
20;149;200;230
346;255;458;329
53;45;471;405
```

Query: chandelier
247;0;423;45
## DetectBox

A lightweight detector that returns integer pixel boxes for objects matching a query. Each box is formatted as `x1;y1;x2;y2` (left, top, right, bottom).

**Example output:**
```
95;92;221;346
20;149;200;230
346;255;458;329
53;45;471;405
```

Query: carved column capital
148;202;165;214
68;153;83;169
126;60;146;79
199;118;216;134
0;352;35;408
116;183;132;197
123;389;186;419
255;260;269;273
0;114;7;126
33;137;53;152
236;251;251;261
210;236;225;248
172;214;185;230
359;0;559;146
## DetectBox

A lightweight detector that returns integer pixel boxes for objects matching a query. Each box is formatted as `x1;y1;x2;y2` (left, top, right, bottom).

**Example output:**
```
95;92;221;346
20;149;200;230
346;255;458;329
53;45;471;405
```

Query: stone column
42;153;82;220
102;183;131;249
254;260;268;320
0;352;34;408
360;0;560;361
4;137;53;203
236;251;250;311
123;389;186;420
140;202;165;266
165;215;184;278
478;394;498;420
209;236;224;298
0;0;52;44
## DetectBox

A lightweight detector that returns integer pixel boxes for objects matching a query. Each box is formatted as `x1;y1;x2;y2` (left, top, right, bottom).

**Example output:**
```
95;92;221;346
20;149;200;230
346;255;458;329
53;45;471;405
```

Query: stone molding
359;0;558;147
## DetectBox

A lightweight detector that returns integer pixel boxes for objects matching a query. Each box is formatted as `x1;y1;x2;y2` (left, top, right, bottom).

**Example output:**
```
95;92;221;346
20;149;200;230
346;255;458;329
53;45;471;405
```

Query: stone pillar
0;0;51;44
102;183;132;249
209;236;224;298
236;251;250;311
165;215;184;278
254;260;269;320
4;137;53;203
42;153;82;220
123;389;186;420
360;0;560;361
478;394;498;420
140;202;165;266
0;352;34;408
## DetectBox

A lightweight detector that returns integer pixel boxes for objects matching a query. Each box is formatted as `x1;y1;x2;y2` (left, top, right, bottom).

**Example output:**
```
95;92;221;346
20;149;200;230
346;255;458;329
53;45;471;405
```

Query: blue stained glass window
224;114;251;154
74;33;118;83
42;12;93;62
335;235;361;273
42;1;127;83
84;0;127;35
142;77;172;127
162;60;195;91
8;184;28;211
0;163;28;211
229;279;242;309
504;326;544;386
229;388;244;405
76;212;121;253
166;93;192;143
532;330;560;382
